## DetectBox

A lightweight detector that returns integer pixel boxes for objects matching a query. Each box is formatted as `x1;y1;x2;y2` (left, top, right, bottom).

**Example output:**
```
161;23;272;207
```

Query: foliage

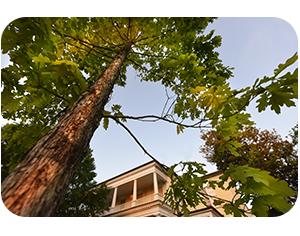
200;126;298;196
289;123;298;147
164;161;296;217
1;127;12;183
1;17;298;217
163;161;211;217
56;149;110;217
187;52;297;144
1;17;234;171
164;55;297;217
1;122;52;172
2;18;297;171
218;164;295;217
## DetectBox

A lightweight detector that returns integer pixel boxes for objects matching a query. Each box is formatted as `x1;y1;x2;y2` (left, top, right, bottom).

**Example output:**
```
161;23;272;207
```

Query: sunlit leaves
222;140;243;157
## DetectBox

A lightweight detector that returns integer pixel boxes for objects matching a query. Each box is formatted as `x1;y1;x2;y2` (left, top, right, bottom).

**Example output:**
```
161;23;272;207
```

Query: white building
97;160;249;217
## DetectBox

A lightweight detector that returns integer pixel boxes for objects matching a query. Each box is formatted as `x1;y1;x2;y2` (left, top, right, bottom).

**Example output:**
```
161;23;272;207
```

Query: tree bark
1;42;132;216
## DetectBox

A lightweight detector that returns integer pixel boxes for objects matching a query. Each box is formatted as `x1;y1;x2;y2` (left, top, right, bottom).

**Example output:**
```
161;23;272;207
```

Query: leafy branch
165;161;295;217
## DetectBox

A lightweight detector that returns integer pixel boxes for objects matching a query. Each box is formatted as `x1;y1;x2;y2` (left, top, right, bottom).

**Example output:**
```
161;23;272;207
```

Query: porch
101;172;171;216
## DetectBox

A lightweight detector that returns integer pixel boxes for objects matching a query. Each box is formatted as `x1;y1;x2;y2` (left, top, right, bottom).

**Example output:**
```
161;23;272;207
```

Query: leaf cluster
163;161;218;217
218;164;295;217
163;161;296;217
254;53;298;114
189;53;297;157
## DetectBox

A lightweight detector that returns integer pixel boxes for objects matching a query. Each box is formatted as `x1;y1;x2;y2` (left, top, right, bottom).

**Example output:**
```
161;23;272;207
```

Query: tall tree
1;17;229;216
56;149;110;217
1;17;297;216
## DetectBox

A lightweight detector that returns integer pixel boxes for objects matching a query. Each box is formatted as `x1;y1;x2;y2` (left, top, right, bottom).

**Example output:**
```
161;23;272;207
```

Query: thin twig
129;50;177;60
172;171;232;205
63;41;111;64
63;33;118;54
103;114;209;129
110;18;127;42
109;116;168;170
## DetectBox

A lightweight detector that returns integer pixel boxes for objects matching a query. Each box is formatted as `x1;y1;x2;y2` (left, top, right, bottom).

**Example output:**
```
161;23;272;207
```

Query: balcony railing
101;193;165;216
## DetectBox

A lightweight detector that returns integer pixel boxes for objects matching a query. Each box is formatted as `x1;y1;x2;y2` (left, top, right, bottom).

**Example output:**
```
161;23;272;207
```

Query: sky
0;17;298;183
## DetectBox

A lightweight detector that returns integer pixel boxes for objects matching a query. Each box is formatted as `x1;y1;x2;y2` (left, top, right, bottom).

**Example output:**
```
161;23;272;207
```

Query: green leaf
251;196;270;217
32;54;51;64
167;164;177;176
176;125;185;135
52;59;78;68
256;93;269;112
213;199;224;206
222;165;296;216
230;140;243;148
274;52;298;77
225;140;243;157
190;86;206;94
111;104;122;112
226;142;239;157
103;117;109;130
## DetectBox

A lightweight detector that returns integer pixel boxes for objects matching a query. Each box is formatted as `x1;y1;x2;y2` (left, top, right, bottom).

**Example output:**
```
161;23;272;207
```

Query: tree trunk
1;42;132;216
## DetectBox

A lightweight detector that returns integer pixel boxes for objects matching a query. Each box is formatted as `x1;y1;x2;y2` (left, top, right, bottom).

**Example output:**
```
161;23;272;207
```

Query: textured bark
1;42;132;216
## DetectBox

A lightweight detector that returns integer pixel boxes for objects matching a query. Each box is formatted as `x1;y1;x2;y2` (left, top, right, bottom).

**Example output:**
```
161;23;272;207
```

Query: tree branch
94;31;123;49
110;18;127;43
103;114;211;129
34;63;70;103
172;171;233;205
128;50;177;60
107;116;235;215
63;33;118;54
65;40;115;61
109;116;168;170
125;57;178;88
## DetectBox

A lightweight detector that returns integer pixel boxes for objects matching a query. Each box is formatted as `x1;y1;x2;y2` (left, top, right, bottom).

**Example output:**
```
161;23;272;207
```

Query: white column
133;179;137;201
111;187;118;208
153;172;159;194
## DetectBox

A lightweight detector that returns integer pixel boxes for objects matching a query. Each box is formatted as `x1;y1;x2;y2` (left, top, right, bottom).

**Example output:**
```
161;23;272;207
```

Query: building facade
97;161;250;217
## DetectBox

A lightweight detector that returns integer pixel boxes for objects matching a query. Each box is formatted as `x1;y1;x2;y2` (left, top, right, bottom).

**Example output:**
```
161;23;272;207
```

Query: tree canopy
1;17;233;171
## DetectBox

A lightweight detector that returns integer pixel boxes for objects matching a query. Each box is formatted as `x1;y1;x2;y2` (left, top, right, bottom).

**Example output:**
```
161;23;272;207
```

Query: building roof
204;170;224;178
96;160;159;186
96;160;223;187
189;206;224;217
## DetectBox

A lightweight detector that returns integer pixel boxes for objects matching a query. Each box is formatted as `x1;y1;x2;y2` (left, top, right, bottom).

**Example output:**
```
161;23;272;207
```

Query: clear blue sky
0;17;298;183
